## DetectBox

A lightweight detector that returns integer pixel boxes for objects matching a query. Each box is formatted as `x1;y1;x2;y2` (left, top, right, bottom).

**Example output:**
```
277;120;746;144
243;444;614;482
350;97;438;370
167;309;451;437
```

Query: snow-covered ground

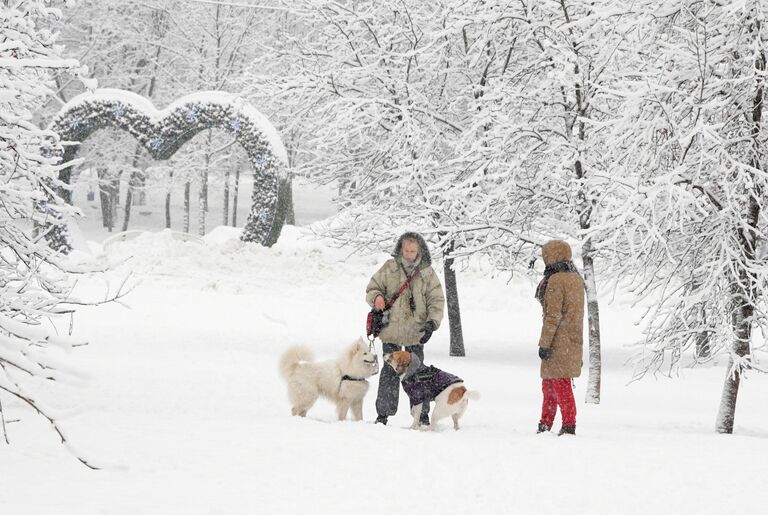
2;188;768;515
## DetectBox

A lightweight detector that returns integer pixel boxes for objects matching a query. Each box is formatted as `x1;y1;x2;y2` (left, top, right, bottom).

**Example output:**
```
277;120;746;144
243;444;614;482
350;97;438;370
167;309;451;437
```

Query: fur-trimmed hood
542;240;572;266
392;232;432;267
367;232;445;345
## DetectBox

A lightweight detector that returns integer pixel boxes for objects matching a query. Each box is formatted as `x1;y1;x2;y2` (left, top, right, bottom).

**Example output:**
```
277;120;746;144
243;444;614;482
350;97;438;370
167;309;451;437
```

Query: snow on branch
1;0;131;466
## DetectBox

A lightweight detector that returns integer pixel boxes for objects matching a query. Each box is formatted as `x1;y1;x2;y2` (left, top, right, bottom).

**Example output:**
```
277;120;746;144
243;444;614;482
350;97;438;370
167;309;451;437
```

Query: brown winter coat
538;240;585;379
366;234;445;346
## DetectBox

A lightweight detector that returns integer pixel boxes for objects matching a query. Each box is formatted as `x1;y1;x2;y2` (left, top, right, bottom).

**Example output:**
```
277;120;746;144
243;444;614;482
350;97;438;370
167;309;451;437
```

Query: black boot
419;412;430;427
375;415;388;425
537;422;552;434
558;425;576;436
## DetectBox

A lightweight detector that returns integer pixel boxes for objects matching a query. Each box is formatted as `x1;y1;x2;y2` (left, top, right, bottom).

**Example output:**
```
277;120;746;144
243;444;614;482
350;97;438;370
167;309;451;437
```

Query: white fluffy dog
279;339;380;421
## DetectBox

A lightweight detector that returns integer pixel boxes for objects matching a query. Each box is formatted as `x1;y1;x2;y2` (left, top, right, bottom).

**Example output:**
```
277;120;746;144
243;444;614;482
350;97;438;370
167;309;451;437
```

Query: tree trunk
121;178;134;232
109;176;120;232
286;137;298;226
121;146;144;232
99;187;111;229
108;176;118;231
198;172;206;236
232;166;241;227
575;181;602;403
574;158;602;403
223;168;230;226
183;181;191;233
203;130;211;213
567;36;602;403
716;283;754;434
115;171;121;206
97;167;110;228
136;173;146;206
164;191;171;229
716;364;740;434
202;172;209;213
198;131;212;234
690;279;712;359
582;245;602;404
122;168;145;231
717;30;764;434
443;240;465;357
284;177;296;225
165;171;173;229
130;171;145;206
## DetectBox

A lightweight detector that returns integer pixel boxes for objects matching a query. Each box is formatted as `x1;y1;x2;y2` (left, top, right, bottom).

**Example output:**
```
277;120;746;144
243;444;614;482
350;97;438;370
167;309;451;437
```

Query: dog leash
364;335;382;381
368;337;380;368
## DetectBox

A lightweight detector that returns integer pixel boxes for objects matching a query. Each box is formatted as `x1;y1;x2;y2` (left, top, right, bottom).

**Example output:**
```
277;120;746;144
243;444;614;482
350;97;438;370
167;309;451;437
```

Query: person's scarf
399;257;420;313
402;256;419;276
535;260;579;306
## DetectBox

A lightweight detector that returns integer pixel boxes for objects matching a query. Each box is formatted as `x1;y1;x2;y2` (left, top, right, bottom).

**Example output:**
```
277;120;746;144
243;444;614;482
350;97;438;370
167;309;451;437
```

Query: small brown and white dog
384;351;479;430
279;339;379;421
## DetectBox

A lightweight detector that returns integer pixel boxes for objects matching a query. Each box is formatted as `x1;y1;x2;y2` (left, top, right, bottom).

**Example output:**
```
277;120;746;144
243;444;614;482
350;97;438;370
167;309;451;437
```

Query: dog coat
401;355;463;407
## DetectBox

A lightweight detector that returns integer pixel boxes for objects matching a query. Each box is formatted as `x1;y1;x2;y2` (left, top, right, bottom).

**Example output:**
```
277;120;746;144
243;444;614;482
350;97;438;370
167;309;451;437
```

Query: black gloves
420;320;437;344
538;347;553;360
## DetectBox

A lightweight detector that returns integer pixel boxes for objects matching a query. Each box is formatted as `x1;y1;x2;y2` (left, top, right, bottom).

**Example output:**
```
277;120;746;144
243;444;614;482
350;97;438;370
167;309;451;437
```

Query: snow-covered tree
598;1;768;433
56;0;270;235
446;0;648;402
251;0;518;355
52;0;171;231
75;129;145;232
0;0;122;465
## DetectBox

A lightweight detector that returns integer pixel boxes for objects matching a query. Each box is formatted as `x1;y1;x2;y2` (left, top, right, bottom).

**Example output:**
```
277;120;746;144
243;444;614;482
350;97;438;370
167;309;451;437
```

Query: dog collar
341;375;366;382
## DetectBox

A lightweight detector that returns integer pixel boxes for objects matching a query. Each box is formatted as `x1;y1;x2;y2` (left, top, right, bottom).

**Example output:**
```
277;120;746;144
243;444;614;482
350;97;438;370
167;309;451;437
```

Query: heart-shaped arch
49;89;289;248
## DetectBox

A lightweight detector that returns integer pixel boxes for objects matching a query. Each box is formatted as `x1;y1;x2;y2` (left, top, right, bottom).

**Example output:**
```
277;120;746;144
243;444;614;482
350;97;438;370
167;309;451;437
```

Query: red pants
540;378;576;426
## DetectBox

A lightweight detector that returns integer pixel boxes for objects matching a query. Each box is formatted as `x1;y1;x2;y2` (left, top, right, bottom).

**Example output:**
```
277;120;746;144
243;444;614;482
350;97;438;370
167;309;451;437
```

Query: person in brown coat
534;240;585;436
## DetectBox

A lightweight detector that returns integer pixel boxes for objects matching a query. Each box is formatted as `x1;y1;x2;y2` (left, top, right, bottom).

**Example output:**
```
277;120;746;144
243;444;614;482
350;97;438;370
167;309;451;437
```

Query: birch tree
599;0;768;433
463;0;644;402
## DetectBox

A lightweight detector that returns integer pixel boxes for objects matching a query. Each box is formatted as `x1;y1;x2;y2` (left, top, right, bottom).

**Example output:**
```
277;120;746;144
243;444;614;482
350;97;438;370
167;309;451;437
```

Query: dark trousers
377;343;429;421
